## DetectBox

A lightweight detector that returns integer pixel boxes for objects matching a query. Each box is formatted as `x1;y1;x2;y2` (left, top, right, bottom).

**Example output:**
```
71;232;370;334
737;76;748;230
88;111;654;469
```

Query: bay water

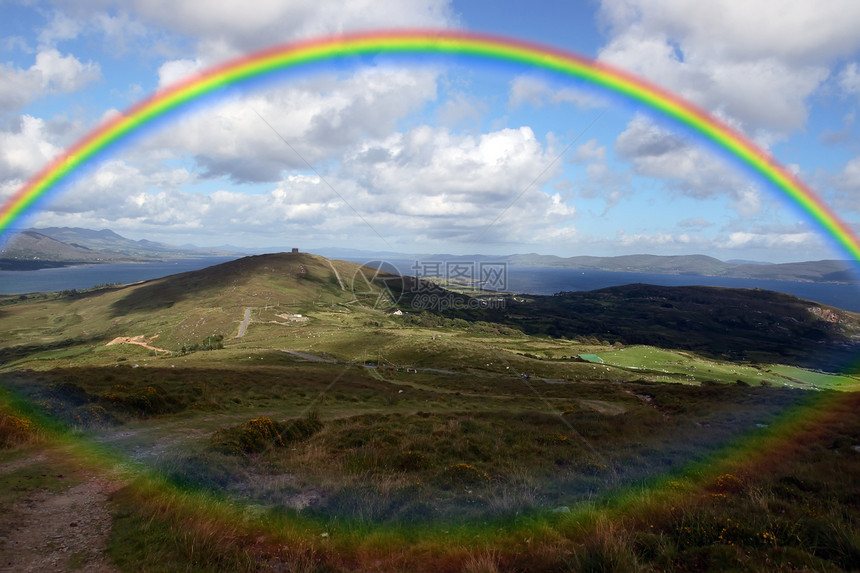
1;256;858;313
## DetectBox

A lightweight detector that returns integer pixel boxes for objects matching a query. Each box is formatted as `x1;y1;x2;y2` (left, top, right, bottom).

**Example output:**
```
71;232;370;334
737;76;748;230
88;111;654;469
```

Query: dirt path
0;453;122;573
105;335;169;354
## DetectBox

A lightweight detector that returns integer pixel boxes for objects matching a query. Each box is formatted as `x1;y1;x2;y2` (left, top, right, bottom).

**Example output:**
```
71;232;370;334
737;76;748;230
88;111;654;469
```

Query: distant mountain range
0;227;856;284
320;249;857;284
498;253;857;283
0;227;239;269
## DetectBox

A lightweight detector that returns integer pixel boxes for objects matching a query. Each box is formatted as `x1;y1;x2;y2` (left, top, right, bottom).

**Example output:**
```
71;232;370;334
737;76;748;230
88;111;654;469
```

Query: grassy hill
2;252;858;372
487;283;860;371
0;252;394;357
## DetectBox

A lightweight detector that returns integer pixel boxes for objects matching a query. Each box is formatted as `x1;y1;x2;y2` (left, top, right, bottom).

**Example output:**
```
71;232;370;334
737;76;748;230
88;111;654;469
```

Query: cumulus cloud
597;0;860;136
0;116;62;192
614;114;762;214
346;125;552;200
157;58;204;88
30;122;579;250
120;0;455;71
139;65;440;184
718;231;819;250
615;230;699;249
565;139;631;212
37;11;83;46
0;49;101;113
33;49;101;92
339;124;577;245
573;139;606;163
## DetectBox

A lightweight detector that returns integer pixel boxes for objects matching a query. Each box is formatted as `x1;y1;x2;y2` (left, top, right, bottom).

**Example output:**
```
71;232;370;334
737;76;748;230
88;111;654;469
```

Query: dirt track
0;452;121;572
105;335;169;354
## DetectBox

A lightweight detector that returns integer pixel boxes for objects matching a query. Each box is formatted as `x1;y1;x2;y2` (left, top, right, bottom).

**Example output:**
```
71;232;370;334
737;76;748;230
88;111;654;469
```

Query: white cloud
141;65;440;183
573;139;605;163
597;0;860;136
31;122;579;250
347;125;553;200
33;48;101;92
128;0;454;63
568;139;631;212
719;231;819;249
0;64;42;112
615;114;760;212
838;62;860;95
0;49;100;113
509;75;605;110
157;58;204;88
0;116;62;192
340;124;577;245
615;230;701;249
37;11;83;46
91;11;150;54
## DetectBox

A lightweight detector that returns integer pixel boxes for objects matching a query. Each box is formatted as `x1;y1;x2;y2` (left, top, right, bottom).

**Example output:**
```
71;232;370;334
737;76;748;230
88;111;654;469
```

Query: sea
1;256;858;313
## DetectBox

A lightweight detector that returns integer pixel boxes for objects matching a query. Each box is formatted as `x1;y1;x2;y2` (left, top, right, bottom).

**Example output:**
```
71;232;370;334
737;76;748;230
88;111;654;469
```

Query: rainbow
2;33;859;567
1;29;859;266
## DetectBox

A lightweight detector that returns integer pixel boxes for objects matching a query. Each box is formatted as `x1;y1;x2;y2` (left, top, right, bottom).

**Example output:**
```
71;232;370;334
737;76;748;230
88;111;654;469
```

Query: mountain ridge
1;227;856;284
0;227;241;269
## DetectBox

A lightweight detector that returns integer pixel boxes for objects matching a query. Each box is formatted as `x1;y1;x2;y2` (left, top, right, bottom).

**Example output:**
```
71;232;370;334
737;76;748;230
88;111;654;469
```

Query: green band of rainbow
1;30;859;265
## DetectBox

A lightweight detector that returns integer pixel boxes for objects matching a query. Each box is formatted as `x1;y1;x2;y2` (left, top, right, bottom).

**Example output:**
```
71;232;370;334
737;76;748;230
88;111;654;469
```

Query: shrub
435;463;491;489
0;412;39;448
210;411;323;457
711;473;745;494
48;382;91;406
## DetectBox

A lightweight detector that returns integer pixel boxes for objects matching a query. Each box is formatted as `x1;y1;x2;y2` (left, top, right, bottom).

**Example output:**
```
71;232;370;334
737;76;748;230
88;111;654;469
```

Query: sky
1;1;860;263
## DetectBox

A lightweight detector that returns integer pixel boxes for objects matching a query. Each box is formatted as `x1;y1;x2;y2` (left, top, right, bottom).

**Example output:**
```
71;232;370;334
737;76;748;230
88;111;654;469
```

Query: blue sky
1;0;860;263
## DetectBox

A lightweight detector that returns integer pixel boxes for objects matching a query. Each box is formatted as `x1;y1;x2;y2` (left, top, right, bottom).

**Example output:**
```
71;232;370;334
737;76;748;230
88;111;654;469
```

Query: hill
321;248;857;284
33;227;238;258
1;252;857;373
501;253;857;283
0;230;128;269
471;283;860;370
0;252;392;354
0;227;239;269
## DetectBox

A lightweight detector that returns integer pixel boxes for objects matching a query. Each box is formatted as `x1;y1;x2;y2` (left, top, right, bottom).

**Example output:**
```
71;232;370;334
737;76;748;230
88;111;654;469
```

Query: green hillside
0;252;393;356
